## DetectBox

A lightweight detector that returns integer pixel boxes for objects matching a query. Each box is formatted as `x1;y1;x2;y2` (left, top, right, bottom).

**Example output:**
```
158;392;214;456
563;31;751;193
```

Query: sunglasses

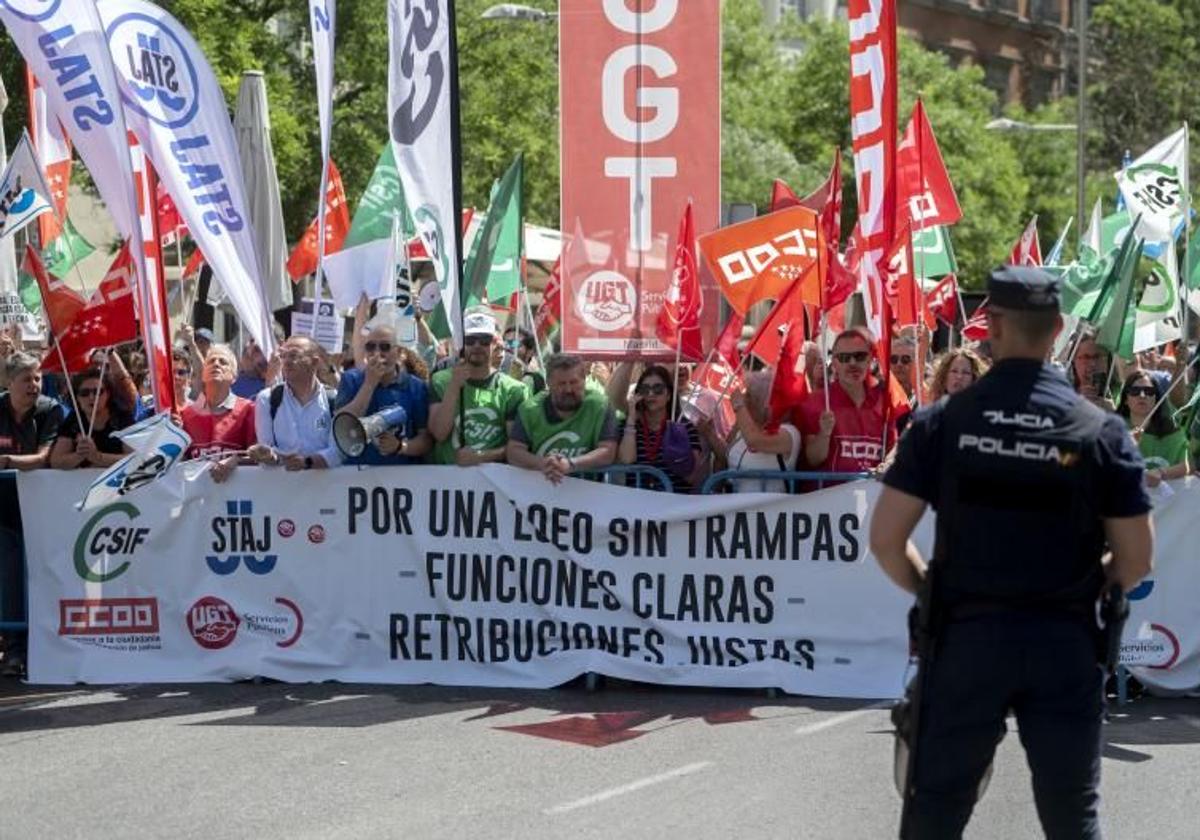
1126;386;1156;398
77;387;101;398
833;351;870;364
635;383;668;396
890;354;913;365
174;368;191;377
364;341;393;354
463;335;492;347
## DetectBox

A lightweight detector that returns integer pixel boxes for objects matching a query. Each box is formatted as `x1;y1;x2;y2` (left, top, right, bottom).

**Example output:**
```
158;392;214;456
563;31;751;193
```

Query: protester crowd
1;298;1198;677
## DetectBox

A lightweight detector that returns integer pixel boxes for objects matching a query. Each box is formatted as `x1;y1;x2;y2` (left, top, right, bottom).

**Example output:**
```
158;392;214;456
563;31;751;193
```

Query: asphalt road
2;679;1198;839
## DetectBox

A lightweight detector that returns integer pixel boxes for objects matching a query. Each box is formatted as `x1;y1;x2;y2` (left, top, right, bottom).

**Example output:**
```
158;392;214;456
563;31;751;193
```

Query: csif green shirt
429;369;529;465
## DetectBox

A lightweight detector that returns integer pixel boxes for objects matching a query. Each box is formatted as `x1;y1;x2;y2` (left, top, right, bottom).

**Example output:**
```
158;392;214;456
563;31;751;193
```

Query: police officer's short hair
4;351;39;380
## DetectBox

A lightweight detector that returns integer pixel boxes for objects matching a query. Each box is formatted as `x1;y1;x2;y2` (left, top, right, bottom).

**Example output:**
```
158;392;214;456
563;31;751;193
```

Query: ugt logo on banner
105;13;199;128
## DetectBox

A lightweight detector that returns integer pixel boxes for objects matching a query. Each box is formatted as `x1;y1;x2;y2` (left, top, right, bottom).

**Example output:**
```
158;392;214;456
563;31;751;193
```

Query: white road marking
543;761;713;815
794;701;891;736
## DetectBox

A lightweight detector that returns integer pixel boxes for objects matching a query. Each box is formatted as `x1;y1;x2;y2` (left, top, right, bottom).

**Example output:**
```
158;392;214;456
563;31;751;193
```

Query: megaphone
333;406;408;458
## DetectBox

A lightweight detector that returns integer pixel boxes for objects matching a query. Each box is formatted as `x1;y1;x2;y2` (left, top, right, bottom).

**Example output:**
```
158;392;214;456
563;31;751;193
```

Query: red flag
1009;216;1042;266
715;312;744;367
41;247;139;374
183;247;206;279
25;245;84;338
157;180;185;243
656;202;704;361
690;355;742;434
885;225;934;330
896;99;962;229
534;257;562;343
287;159;352;280
770;179;802;212
26;68;73;245
925;274;960;324
962;299;989;341
745;256;815;366
768;323;810;427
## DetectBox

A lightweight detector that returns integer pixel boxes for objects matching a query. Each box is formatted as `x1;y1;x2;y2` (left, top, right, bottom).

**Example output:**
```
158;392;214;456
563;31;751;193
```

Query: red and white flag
962;299;990;341
41;246;139;374
25;244;83;337
656;202;705;362
925;274;960;324
534;256;562;344
25;69;73;246
129;136;176;416
1009;216;1042;266
288;160;351;280
885;224;934;330
156;180;186;245
895;99;962;230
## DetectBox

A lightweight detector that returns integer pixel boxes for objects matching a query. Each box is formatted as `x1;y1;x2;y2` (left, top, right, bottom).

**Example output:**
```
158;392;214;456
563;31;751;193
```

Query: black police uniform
882;267;1151;840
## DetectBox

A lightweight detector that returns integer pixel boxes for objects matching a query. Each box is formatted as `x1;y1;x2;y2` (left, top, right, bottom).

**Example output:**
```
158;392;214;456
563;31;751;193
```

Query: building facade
762;0;1076;108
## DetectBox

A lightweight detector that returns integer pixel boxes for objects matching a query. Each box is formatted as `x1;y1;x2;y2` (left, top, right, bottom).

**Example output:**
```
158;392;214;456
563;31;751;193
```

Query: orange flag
287;160;351;280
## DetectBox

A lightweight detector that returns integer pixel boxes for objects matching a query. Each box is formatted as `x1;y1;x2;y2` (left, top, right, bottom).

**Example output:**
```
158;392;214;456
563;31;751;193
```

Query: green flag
17;266;41;316
43;217;94;278
1058;209;1134;317
1094;231;1143;361
1187;229;1200;291
463;153;523;307
343;143;411;250
911;225;956;280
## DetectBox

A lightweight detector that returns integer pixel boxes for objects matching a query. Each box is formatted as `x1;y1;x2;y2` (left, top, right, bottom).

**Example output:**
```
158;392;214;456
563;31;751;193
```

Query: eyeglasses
890;354;913;365
1126;386;1156;398
463;335;492;347
635;383;668;396
833;351;870;364
364;341;393;354
77;387;100;398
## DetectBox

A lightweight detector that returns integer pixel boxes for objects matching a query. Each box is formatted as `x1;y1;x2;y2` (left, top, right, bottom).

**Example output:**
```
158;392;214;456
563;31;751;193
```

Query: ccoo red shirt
181;395;257;459
795;381;896;474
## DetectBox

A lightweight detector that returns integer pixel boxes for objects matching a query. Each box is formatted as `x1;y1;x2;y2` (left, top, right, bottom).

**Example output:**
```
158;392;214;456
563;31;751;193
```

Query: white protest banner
96;0;275;352
290;296;345;354
387;0;462;348
21;466;911;697
0;290;34;326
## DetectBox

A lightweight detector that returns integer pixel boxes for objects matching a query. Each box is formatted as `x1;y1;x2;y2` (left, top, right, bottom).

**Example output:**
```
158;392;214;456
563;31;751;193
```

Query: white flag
78;414;191;511
308;0;337;301
96;0;276;353
1133;239;1183;352
1115;126;1190;244
387;0;462;348
0;0;147;290
0;131;54;239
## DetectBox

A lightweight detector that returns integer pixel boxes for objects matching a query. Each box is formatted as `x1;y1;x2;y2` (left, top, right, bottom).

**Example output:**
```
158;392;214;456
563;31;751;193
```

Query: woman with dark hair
49;367;134;469
617;364;704;492
1116;370;1190;487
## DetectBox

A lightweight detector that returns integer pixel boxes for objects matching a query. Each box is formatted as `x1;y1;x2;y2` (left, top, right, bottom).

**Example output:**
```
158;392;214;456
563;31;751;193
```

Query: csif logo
105;12;200;129
536;430;585;459
207;500;279;576
73;502;149;583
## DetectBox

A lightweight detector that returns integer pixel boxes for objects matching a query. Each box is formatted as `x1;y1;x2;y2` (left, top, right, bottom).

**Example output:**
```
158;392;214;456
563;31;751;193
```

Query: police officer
869;266;1154;839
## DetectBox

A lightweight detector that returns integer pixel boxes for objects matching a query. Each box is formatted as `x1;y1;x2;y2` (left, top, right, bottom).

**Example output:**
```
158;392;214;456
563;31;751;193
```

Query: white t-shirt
727;423;802;493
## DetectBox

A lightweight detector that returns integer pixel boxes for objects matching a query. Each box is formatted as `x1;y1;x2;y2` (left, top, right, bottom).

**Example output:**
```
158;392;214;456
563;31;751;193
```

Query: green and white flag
1134;239;1182;352
1115;126;1190;244
42;216;95;279
911;225;956;280
463;153;523;307
1094;228;1143;361
323;143;412;310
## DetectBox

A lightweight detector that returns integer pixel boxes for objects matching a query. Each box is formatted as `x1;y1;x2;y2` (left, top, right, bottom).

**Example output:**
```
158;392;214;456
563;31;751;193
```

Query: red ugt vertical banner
559;0;721;358
847;0;898;339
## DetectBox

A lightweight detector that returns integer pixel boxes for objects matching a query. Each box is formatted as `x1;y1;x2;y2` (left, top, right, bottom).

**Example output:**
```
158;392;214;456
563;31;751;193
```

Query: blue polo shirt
334;367;429;465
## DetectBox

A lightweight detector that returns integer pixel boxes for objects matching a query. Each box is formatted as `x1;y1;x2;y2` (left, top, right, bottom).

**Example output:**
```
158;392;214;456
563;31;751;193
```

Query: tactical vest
932;371;1107;612
517;391;609;458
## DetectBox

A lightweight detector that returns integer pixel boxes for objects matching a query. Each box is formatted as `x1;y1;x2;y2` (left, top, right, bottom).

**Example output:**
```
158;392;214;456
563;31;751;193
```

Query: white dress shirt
254;379;341;466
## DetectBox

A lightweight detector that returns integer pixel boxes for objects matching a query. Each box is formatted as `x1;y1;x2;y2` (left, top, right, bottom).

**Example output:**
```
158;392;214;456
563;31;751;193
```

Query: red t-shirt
795;382;895;473
181;397;257;458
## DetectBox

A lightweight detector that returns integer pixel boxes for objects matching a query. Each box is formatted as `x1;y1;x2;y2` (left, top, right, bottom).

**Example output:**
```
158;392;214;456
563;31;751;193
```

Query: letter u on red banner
559;0;721;358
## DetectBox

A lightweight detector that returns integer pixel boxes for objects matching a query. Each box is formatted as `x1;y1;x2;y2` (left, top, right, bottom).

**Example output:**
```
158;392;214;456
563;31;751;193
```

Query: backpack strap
268;384;285;421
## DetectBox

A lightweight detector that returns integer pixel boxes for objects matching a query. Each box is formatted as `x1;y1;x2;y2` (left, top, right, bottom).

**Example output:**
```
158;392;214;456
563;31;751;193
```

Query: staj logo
207;499;279;575
105;12;200;129
73;502;149;583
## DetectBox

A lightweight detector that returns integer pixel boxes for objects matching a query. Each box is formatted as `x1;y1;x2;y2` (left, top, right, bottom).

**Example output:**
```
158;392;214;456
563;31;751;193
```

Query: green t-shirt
1138;427;1189;470
516;390;611;458
429;370;529;465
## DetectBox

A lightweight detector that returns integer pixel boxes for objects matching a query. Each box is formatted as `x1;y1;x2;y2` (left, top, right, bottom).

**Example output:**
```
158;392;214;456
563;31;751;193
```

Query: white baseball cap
464;311;499;337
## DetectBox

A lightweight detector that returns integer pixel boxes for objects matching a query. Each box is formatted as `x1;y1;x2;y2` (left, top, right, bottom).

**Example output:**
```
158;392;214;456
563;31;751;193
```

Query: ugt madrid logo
207;499;280;575
73;502;149;583
105;12;200;129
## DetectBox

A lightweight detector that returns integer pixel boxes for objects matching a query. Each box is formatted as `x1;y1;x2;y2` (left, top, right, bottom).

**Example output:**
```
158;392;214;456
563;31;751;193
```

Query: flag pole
50;331;83;425
820;310;831;413
1182;121;1192;368
87;346;111;438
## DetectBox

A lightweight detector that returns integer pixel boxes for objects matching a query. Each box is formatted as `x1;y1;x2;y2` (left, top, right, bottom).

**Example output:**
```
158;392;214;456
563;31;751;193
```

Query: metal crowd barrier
700;469;873;495
571;464;675;493
0;470;27;633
